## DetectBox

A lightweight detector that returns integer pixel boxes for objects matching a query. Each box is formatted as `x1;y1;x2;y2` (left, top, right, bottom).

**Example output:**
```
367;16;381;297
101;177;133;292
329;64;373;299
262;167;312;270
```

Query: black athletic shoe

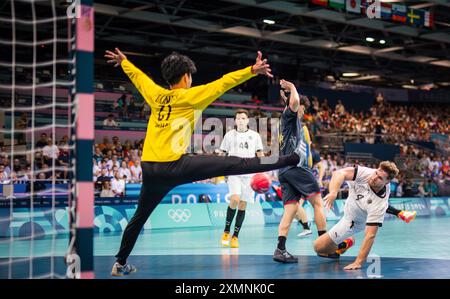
317;252;340;259
273;248;298;263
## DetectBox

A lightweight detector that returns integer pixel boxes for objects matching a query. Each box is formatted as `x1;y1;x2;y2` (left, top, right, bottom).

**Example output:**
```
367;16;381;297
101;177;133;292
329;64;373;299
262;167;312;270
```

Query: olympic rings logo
167;209;192;223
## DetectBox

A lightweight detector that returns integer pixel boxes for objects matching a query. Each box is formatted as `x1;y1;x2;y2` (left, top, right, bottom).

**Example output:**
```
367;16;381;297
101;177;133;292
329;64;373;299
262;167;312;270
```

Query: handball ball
250;173;271;194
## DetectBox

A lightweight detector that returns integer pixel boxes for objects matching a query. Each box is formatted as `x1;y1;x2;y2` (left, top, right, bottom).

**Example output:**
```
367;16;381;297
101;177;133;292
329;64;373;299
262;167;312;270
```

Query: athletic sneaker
335;236;355;255
294;140;308;167
273;248;298;263
398;210;417;223
221;232;231;246
230;236;239;248
297;229;312;238
111;262;137;276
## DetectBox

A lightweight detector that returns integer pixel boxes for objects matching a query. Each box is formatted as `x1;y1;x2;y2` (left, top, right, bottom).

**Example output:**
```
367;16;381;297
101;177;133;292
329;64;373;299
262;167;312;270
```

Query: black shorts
278;167;321;205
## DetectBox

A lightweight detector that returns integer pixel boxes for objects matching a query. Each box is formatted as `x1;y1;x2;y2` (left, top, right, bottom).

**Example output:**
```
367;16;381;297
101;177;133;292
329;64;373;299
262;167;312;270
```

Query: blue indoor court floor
1;217;450;279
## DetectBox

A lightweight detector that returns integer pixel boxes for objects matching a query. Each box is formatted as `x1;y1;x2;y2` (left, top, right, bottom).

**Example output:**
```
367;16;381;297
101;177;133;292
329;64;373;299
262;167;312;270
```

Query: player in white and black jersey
314;161;401;270
219;109;265;248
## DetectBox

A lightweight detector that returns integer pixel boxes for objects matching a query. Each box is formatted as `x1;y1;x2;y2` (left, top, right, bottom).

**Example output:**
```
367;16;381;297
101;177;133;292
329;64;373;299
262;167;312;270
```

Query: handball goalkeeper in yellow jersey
105;48;306;276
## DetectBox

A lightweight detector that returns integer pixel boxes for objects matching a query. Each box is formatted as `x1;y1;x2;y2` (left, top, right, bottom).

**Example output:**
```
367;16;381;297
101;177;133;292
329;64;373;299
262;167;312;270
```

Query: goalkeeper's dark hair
300;95;311;110
283;93;311;110
161;52;197;85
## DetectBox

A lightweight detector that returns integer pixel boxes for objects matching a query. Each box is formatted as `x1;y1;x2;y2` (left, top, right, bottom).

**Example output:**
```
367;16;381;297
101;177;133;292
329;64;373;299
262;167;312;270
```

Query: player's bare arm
280;79;299;112
323;167;355;209
344;225;379;270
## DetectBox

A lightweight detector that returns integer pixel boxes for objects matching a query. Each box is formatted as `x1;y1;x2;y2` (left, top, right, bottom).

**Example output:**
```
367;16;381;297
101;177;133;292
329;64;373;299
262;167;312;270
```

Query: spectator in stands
112;136;120;148
335;100;345;116
13;158;21;173
118;161;131;183
94;147;103;163
96;168;112;191
107;155;120;169
100;181;114;198
93;159;101;181
57;145;70;180
111;171;125;197
130;159;142;182
376;93;384;107
437;173;450;196
114;94;126;117
424;179;438;197
123;95;130;118
396;180;404;197
417;181;428;197
15;112;28;145
140;102;151;120
250;94;262;105
111;165;119;177
128;96;137;118
403;180;414;197
99;159;108;171
0;171;9;184
442;159;450;176
42;138;59;166
429;156;440;176
104;149;113;161
0;164;8;180
8;171;19;184
37;172;48;182
98;136;110;152
16;166;30;182
321;98;330;111
36;133;48;148
374;121;384;143
311;96;320;115
103;114;119;127
60;135;69;145
41;164;54;180
0;146;8;164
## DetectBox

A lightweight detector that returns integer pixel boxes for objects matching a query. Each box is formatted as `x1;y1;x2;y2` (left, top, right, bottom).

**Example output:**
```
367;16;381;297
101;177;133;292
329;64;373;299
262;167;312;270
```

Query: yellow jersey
121;59;256;162
302;125;313;168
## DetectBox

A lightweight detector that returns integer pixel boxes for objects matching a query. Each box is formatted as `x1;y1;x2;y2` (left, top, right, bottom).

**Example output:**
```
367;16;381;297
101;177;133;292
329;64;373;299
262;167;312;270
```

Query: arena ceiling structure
3;0;450;89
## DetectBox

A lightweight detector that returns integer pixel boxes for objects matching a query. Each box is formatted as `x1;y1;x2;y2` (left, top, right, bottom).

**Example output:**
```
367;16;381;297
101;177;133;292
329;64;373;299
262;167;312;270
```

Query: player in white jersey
313;161;401;270
219;109;265;248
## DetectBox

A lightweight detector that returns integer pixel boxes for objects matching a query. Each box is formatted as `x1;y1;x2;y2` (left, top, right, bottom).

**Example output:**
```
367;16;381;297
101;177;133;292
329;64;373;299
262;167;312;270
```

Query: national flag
407;8;423;27
346;0;361;13
380;2;392;20
363;0;380;19
392;4;407;23
424;11;434;28
361;0;367;14
329;0;345;9
311;0;329;7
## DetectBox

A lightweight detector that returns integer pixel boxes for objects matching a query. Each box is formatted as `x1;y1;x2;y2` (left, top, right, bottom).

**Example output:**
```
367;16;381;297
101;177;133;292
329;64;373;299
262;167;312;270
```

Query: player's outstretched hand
323;192;337;210
104;47;127;67
251;51;273;78
343;261;362;270
280;79;295;91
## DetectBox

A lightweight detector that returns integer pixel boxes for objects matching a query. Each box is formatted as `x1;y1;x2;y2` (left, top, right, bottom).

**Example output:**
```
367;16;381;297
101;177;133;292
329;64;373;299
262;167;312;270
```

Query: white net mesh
0;0;79;279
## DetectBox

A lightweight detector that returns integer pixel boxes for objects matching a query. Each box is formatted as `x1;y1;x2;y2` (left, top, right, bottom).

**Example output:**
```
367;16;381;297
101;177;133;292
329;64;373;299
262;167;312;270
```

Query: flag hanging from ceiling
392;4;407;23
424;11;434;28
329;0;345;9
346;0;361;13
363;0;380;19
407;8;424;27
380;2;392;20
311;0;329;7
